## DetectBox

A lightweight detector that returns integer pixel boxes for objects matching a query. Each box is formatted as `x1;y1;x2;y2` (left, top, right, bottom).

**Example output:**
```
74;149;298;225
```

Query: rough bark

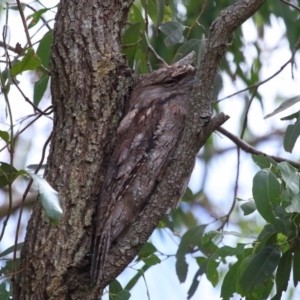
13;0;266;299
14;0;134;299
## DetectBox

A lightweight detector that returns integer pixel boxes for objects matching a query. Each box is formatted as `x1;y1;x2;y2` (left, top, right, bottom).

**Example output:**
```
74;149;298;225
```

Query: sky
1;1;300;300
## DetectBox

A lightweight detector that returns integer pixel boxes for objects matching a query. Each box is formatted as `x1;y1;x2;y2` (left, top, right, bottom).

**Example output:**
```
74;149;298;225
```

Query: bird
91;63;196;283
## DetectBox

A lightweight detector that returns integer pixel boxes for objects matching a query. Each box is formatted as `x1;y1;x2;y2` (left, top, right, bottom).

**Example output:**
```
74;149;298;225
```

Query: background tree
0;0;300;299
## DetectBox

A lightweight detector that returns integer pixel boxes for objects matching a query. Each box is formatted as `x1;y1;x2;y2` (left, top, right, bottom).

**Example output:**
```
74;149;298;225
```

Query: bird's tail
91;226;111;284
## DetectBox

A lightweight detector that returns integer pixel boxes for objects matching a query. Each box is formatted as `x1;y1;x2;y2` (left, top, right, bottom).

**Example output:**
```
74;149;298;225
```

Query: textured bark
13;0;134;299
13;0;266;299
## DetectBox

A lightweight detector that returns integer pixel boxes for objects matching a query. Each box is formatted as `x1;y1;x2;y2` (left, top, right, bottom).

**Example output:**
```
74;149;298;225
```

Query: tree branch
217;127;300;168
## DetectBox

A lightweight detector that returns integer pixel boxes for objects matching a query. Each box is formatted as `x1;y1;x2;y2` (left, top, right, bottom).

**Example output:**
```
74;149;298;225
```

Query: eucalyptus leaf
0;242;23;258
11;48;41;77
0;130;9;143
252;169;281;224
240;200;256;215
264;95;300;119
293;250;300;287
284;120;300;153
28;173;62;225
159;21;186;46
273;249;292;299
240;245;281;291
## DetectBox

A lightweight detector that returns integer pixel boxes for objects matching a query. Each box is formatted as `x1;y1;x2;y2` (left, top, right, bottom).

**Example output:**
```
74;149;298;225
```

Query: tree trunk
13;0;266;299
13;1;134;299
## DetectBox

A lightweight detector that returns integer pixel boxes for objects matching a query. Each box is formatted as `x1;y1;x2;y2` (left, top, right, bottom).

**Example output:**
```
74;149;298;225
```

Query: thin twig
0;106;53;153
218;89;260;230
3;43;51;110
240;87;258;139
280;0;300;11
0;41;23;54
25;4;52;31
186;0;207;40
217;127;300;169
144;32;168;66
144;0;149;38
13;76;49;113
0;23;15;241
144;0;153;72
216;37;300;103
122;39;142;48
16;0;32;48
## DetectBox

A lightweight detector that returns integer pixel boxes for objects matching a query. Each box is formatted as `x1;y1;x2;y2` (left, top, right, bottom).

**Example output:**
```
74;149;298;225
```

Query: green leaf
34;30;52;106
187;269;202;300
206;244;245;288
0;130;9;143
36;31;52;69
281;111;300;121
206;259;219;287
26;164;46;171
109;279;123;300
174;39;204;64
34;74;49;107
122;23;142;68
256;232;277;254
157;214;174;230
240;245;281;292
0;242;23;258
199;235;218;257
277;162;299;195
181;187;194;202
252;277;274;300
293;250;300;287
0;282;9;298
11;48;41;77
252;154;278;169
209;245;245;262
284;120;300;153
201;230;222;244
134;49;150;74
124;265;150;291
156;0;164;29
142;254;161;266
28;173;62;225
138;242;157;260
159;20;186;46
221;260;241;299
177;224;207;258
264;95;300;119
240;200;256;215
128;4;144;24
252;169;281;223
1;67;11;91
286;193;300;213
0;162;25;187
176;254;188;283
27;8;49;29
273;215;291;236
273;249;292;300
0;258;19;276
236;252;255;296
141;0;158;24
114;290;131;300
187;260;208;299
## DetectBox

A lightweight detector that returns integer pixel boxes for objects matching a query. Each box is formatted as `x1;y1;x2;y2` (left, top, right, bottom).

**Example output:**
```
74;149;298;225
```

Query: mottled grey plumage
91;63;196;282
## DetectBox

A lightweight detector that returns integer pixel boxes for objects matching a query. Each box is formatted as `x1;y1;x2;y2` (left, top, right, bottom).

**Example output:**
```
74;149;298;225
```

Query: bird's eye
163;78;177;84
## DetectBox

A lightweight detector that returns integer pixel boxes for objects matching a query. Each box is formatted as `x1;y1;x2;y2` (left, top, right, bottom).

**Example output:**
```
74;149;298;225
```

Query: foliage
0;0;300;299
